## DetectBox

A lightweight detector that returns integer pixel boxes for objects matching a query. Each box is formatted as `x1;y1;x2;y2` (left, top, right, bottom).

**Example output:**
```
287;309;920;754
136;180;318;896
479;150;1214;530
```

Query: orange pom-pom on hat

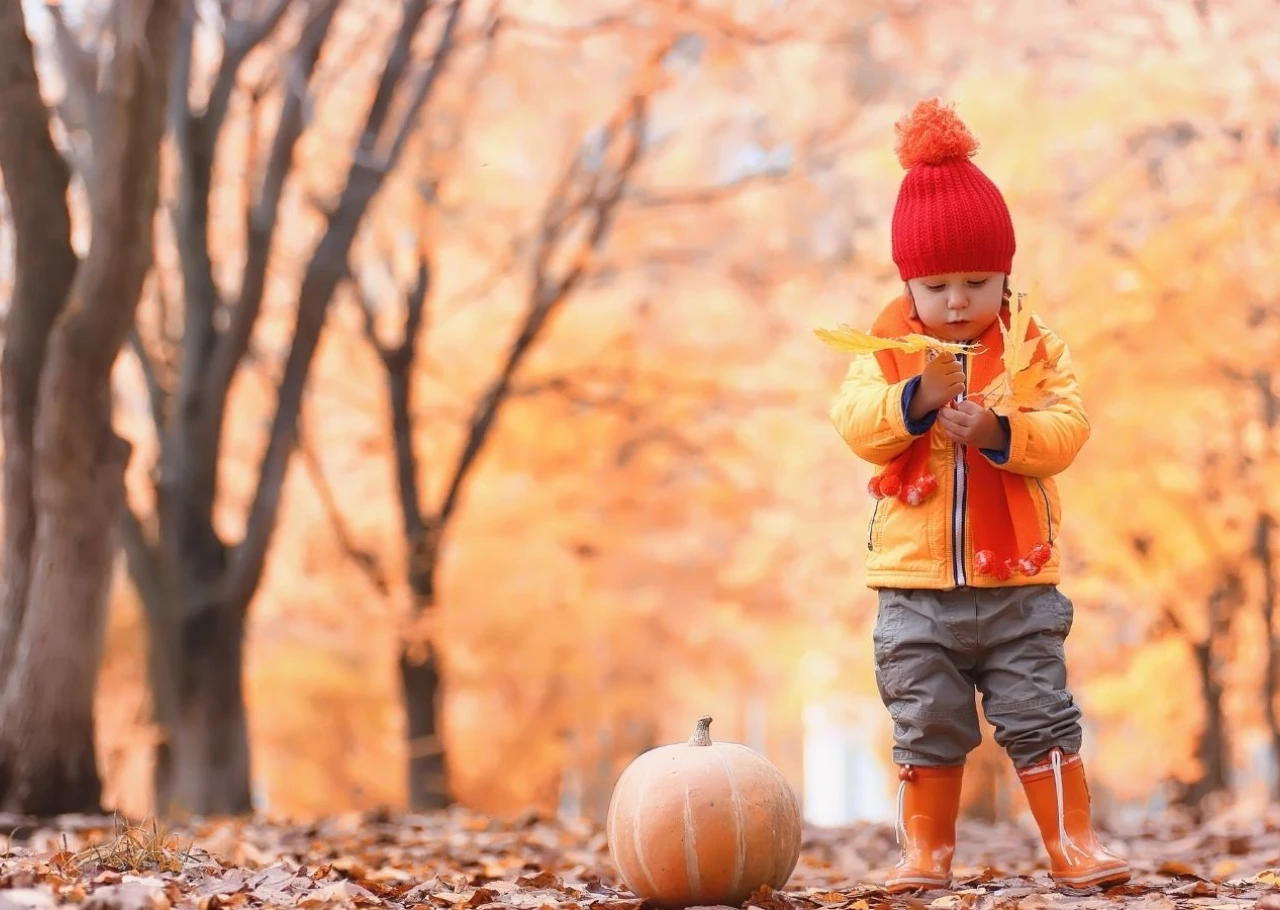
890;98;1015;281
894;97;980;168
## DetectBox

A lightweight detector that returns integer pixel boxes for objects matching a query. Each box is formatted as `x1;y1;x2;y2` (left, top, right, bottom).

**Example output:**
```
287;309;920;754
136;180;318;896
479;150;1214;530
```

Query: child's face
906;272;1006;342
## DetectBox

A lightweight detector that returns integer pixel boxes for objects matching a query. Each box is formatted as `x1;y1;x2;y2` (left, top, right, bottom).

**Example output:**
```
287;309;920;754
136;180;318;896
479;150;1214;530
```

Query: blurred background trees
0;0;1276;826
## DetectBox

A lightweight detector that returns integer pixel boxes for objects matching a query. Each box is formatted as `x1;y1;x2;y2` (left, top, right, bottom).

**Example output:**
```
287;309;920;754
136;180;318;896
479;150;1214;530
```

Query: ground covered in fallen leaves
2;808;1280;910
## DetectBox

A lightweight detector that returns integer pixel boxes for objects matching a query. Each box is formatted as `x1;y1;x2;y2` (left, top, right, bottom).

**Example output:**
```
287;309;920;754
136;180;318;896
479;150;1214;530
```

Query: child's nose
946;291;967;309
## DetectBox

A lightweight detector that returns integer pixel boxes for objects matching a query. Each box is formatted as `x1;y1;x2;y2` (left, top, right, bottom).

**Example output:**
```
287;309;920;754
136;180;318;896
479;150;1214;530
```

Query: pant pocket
1024;585;1073;638
872;591;907;664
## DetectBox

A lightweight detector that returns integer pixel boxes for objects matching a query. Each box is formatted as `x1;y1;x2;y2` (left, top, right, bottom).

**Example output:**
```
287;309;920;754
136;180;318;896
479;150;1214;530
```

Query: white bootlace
1051;750;1088;862
895;775;907;845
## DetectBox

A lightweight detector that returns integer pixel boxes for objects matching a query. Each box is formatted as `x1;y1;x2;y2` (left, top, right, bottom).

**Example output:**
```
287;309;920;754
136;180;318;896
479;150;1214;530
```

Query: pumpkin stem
688;715;713;747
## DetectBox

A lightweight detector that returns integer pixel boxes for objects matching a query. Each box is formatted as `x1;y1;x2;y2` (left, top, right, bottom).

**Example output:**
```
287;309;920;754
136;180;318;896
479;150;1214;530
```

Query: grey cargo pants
872;583;1082;769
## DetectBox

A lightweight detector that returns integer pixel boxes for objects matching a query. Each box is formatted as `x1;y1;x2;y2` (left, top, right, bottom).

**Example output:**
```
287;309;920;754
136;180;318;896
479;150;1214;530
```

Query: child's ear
1002;275;1011;303
904;281;918;316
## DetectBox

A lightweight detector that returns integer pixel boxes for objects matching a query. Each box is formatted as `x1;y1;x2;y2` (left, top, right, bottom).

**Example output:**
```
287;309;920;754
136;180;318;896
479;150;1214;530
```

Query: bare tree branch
510;367;800;412
44;1;101;170
193;0;343;501
219;0;468;616
297;417;389;595
502;2;798;45
417;0;502;201
168;2;196;130
149;257;184;384
386;3;468;166
168;1;218;468
654;0;802;44
63;1;182;376
129;325;168;435
357;255;432;575
435;40;666;527
214;0;294;126
501;12;630;41
362;257;430;370
355;0;433;159
628;171;788;209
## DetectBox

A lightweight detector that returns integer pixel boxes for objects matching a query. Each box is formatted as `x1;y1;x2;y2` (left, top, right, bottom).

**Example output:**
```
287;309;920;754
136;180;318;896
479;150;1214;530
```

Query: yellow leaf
973;291;1059;415
999;289;1037;376
1211;858;1238;881
813;325;972;356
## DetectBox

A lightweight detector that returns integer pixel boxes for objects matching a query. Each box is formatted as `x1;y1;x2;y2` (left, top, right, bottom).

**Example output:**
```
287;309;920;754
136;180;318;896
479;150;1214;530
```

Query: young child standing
828;99;1130;892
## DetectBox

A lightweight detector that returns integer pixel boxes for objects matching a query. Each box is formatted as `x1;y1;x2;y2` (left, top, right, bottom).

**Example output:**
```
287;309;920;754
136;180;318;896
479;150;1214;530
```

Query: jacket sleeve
829;354;935;466
982;323;1090;478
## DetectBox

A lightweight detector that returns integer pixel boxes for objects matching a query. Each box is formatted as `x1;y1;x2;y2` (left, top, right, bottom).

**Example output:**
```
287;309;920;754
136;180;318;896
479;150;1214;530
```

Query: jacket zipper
867;498;880;551
1034;477;1054;544
952;348;970;587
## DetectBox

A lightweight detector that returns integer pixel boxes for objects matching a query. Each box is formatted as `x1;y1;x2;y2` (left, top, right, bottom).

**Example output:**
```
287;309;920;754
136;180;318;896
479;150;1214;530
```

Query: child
828;98;1130;892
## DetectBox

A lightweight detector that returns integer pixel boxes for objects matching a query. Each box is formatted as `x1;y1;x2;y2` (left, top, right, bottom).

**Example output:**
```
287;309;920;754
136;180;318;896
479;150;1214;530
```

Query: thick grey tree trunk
0;0;180;815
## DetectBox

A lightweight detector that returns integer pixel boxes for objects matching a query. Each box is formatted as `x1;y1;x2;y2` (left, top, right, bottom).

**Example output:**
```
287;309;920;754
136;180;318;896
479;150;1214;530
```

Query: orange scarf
869;296;1051;580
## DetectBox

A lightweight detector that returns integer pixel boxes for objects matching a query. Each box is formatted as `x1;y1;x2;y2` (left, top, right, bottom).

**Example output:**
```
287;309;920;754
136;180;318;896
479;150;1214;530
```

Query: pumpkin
605;716;803;909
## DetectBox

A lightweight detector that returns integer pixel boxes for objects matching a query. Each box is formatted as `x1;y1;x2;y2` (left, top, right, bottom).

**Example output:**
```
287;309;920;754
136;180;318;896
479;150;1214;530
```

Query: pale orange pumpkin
605;716;803;909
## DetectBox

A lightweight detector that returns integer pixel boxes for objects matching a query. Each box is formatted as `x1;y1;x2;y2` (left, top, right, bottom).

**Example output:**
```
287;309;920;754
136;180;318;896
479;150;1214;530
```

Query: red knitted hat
890;98;1015;281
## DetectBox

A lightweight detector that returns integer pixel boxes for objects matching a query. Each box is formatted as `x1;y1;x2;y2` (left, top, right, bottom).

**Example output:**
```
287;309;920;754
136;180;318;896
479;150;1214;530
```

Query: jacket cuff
980;414;1013;464
988;411;1030;469
899;375;938;436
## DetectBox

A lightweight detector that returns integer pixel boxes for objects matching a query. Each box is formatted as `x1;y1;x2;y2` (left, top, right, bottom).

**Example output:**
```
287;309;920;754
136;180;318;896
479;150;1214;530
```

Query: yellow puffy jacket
829;316;1090;590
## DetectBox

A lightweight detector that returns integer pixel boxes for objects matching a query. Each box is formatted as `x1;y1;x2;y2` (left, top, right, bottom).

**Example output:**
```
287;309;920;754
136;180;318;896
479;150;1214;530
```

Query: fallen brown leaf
0;889;56;910
1155;860;1200;877
1;806;1280;910
80;881;170;910
299;880;382;907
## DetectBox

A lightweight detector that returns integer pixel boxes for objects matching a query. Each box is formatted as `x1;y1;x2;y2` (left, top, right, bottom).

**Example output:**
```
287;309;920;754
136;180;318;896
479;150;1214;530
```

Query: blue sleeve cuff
981;414;1012;463
901;375;938;436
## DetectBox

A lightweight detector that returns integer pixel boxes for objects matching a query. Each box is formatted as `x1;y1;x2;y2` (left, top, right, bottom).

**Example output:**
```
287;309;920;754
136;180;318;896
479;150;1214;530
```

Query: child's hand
916;351;966;413
938;400;1007;450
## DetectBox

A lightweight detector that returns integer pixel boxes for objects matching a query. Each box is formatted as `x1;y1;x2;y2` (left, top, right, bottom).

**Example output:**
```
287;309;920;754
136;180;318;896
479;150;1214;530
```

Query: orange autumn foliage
73;0;1280;823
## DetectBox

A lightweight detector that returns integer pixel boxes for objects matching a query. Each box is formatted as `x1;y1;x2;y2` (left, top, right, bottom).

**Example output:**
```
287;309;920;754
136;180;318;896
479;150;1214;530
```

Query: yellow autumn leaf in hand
999;289;1037;375
971;290;1058;415
975;361;1060;415
813;324;972;356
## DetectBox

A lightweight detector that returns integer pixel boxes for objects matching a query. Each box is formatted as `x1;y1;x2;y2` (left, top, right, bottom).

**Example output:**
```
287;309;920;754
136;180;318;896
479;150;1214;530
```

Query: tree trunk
402;643;448;810
1170;578;1237;811
0;0;79;677
1170;639;1229;809
129;514;255;818
362;11;650;813
365;291;452;810
1255;370;1279;797
0;351;129;814
387;339;452;810
136;0;464;817
0;0;179;816
155;604;252;816
1260;512;1279;798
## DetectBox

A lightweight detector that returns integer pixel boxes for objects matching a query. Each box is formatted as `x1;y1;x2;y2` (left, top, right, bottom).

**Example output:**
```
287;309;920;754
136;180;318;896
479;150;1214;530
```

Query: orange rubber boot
1018;749;1130;889
885;764;964;893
